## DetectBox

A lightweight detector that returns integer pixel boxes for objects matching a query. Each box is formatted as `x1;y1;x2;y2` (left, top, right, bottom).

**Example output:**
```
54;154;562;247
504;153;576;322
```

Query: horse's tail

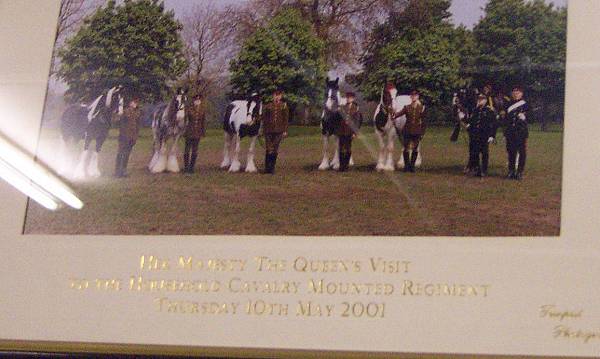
223;103;236;134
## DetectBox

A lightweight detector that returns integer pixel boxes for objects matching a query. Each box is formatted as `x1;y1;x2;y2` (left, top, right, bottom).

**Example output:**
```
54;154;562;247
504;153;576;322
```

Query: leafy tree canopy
229;8;327;105
58;0;186;103
354;0;460;104
472;0;567;97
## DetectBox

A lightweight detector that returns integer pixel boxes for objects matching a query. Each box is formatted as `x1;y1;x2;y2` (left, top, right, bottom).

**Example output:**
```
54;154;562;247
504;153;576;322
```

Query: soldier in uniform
336;92;363;172
395;90;426;173
183;94;206;174
467;94;497;177
261;89;289;174
503;86;529;180
114;95;142;178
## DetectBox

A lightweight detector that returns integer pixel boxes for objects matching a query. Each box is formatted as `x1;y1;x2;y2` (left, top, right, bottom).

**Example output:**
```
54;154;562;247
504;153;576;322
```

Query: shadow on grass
301;163;377;173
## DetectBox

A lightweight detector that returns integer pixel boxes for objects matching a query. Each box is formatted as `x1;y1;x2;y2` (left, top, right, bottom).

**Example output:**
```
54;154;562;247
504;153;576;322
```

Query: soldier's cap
346;92;356;98
410;90;420;96
512;85;524;92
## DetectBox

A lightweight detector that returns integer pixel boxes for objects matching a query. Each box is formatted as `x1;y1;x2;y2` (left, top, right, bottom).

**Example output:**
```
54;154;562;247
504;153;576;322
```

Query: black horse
450;87;479;142
318;77;346;170
148;87;189;173
59;86;123;178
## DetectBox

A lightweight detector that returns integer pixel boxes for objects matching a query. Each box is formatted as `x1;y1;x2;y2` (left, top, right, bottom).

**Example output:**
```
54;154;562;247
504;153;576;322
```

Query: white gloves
488;137;495;144
518;113;526;121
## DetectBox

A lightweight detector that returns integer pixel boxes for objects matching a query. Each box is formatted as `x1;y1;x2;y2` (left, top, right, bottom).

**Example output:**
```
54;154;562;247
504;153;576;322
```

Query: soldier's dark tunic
115;105;142;177
467;105;497;175
336;102;363;172
262;100;289;154
397;102;426;147
183;102;206;173
262;100;289;173
504;99;529;177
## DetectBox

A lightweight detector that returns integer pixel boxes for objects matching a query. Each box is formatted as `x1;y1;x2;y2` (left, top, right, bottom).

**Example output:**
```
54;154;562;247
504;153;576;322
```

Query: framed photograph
0;0;598;357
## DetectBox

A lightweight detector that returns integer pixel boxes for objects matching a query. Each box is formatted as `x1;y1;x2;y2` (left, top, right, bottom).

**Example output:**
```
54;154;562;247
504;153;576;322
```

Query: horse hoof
384;166;395;172
318;162;330;171
245;165;258;173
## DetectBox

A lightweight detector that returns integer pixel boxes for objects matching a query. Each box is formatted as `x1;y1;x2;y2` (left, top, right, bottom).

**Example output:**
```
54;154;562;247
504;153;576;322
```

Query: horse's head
325;77;340;112
246;92;261;123
105;85;124;111
382;82;397;109
175;87;187;111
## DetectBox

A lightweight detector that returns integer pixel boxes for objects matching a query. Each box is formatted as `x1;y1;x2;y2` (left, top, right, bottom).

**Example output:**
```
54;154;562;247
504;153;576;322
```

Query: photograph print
24;0;567;236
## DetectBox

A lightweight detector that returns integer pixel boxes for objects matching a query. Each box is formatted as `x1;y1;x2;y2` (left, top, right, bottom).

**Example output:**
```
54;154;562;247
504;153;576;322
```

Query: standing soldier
503;86;529;180
467;94;497;177
262;89;289;174
183;94;206;174
115;95;142;178
336;92;363;172
395;90;426;173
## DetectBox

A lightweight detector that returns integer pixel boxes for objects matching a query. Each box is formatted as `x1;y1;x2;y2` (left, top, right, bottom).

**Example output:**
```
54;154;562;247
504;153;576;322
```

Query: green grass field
24;125;563;236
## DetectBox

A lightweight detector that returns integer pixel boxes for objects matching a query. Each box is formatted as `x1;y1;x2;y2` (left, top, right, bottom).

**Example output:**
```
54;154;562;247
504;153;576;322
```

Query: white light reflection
0;134;83;210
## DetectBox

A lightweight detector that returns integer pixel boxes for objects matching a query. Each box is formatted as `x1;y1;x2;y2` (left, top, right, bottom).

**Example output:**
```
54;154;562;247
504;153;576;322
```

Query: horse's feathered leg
73;149;90;180
57;136;71;177
166;136;180;173
151;142;168;174
318;135;330;170
384;129;395;171
229;134;241;173
87;150;101;178
220;132;232;169
331;136;340;170
415;143;423;168
148;130;160;171
375;130;385;172
245;136;258;173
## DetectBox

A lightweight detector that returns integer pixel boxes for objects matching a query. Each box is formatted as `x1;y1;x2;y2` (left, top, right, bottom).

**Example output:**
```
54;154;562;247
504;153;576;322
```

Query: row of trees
57;0;567;124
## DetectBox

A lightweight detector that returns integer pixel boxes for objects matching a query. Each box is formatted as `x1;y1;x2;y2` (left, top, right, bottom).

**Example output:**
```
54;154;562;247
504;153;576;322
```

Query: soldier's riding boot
344;152;352;171
481;151;489;177
271;153;278;174
188;152;198;174
410;151;419;173
121;152;131;178
183;151;191;173
114;153;124;178
403;151;411;172
265;153;275;174
516;149;526;181
339;152;348;172
507;150;517;179
264;153;271;174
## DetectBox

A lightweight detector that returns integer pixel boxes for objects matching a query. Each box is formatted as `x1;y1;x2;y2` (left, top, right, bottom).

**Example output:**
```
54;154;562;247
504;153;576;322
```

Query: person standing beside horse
115;95;142;178
183;94;206;174
467;94;497;177
262;89;289;174
503;86;529;180
395;90;426;173
336;92;363;172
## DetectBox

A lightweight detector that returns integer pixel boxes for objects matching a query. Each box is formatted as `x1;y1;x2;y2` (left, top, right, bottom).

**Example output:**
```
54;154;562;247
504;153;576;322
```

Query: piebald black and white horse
148;88;187;173
59;86;124;179
221;93;262;173
372;83;422;171
318;77;355;170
